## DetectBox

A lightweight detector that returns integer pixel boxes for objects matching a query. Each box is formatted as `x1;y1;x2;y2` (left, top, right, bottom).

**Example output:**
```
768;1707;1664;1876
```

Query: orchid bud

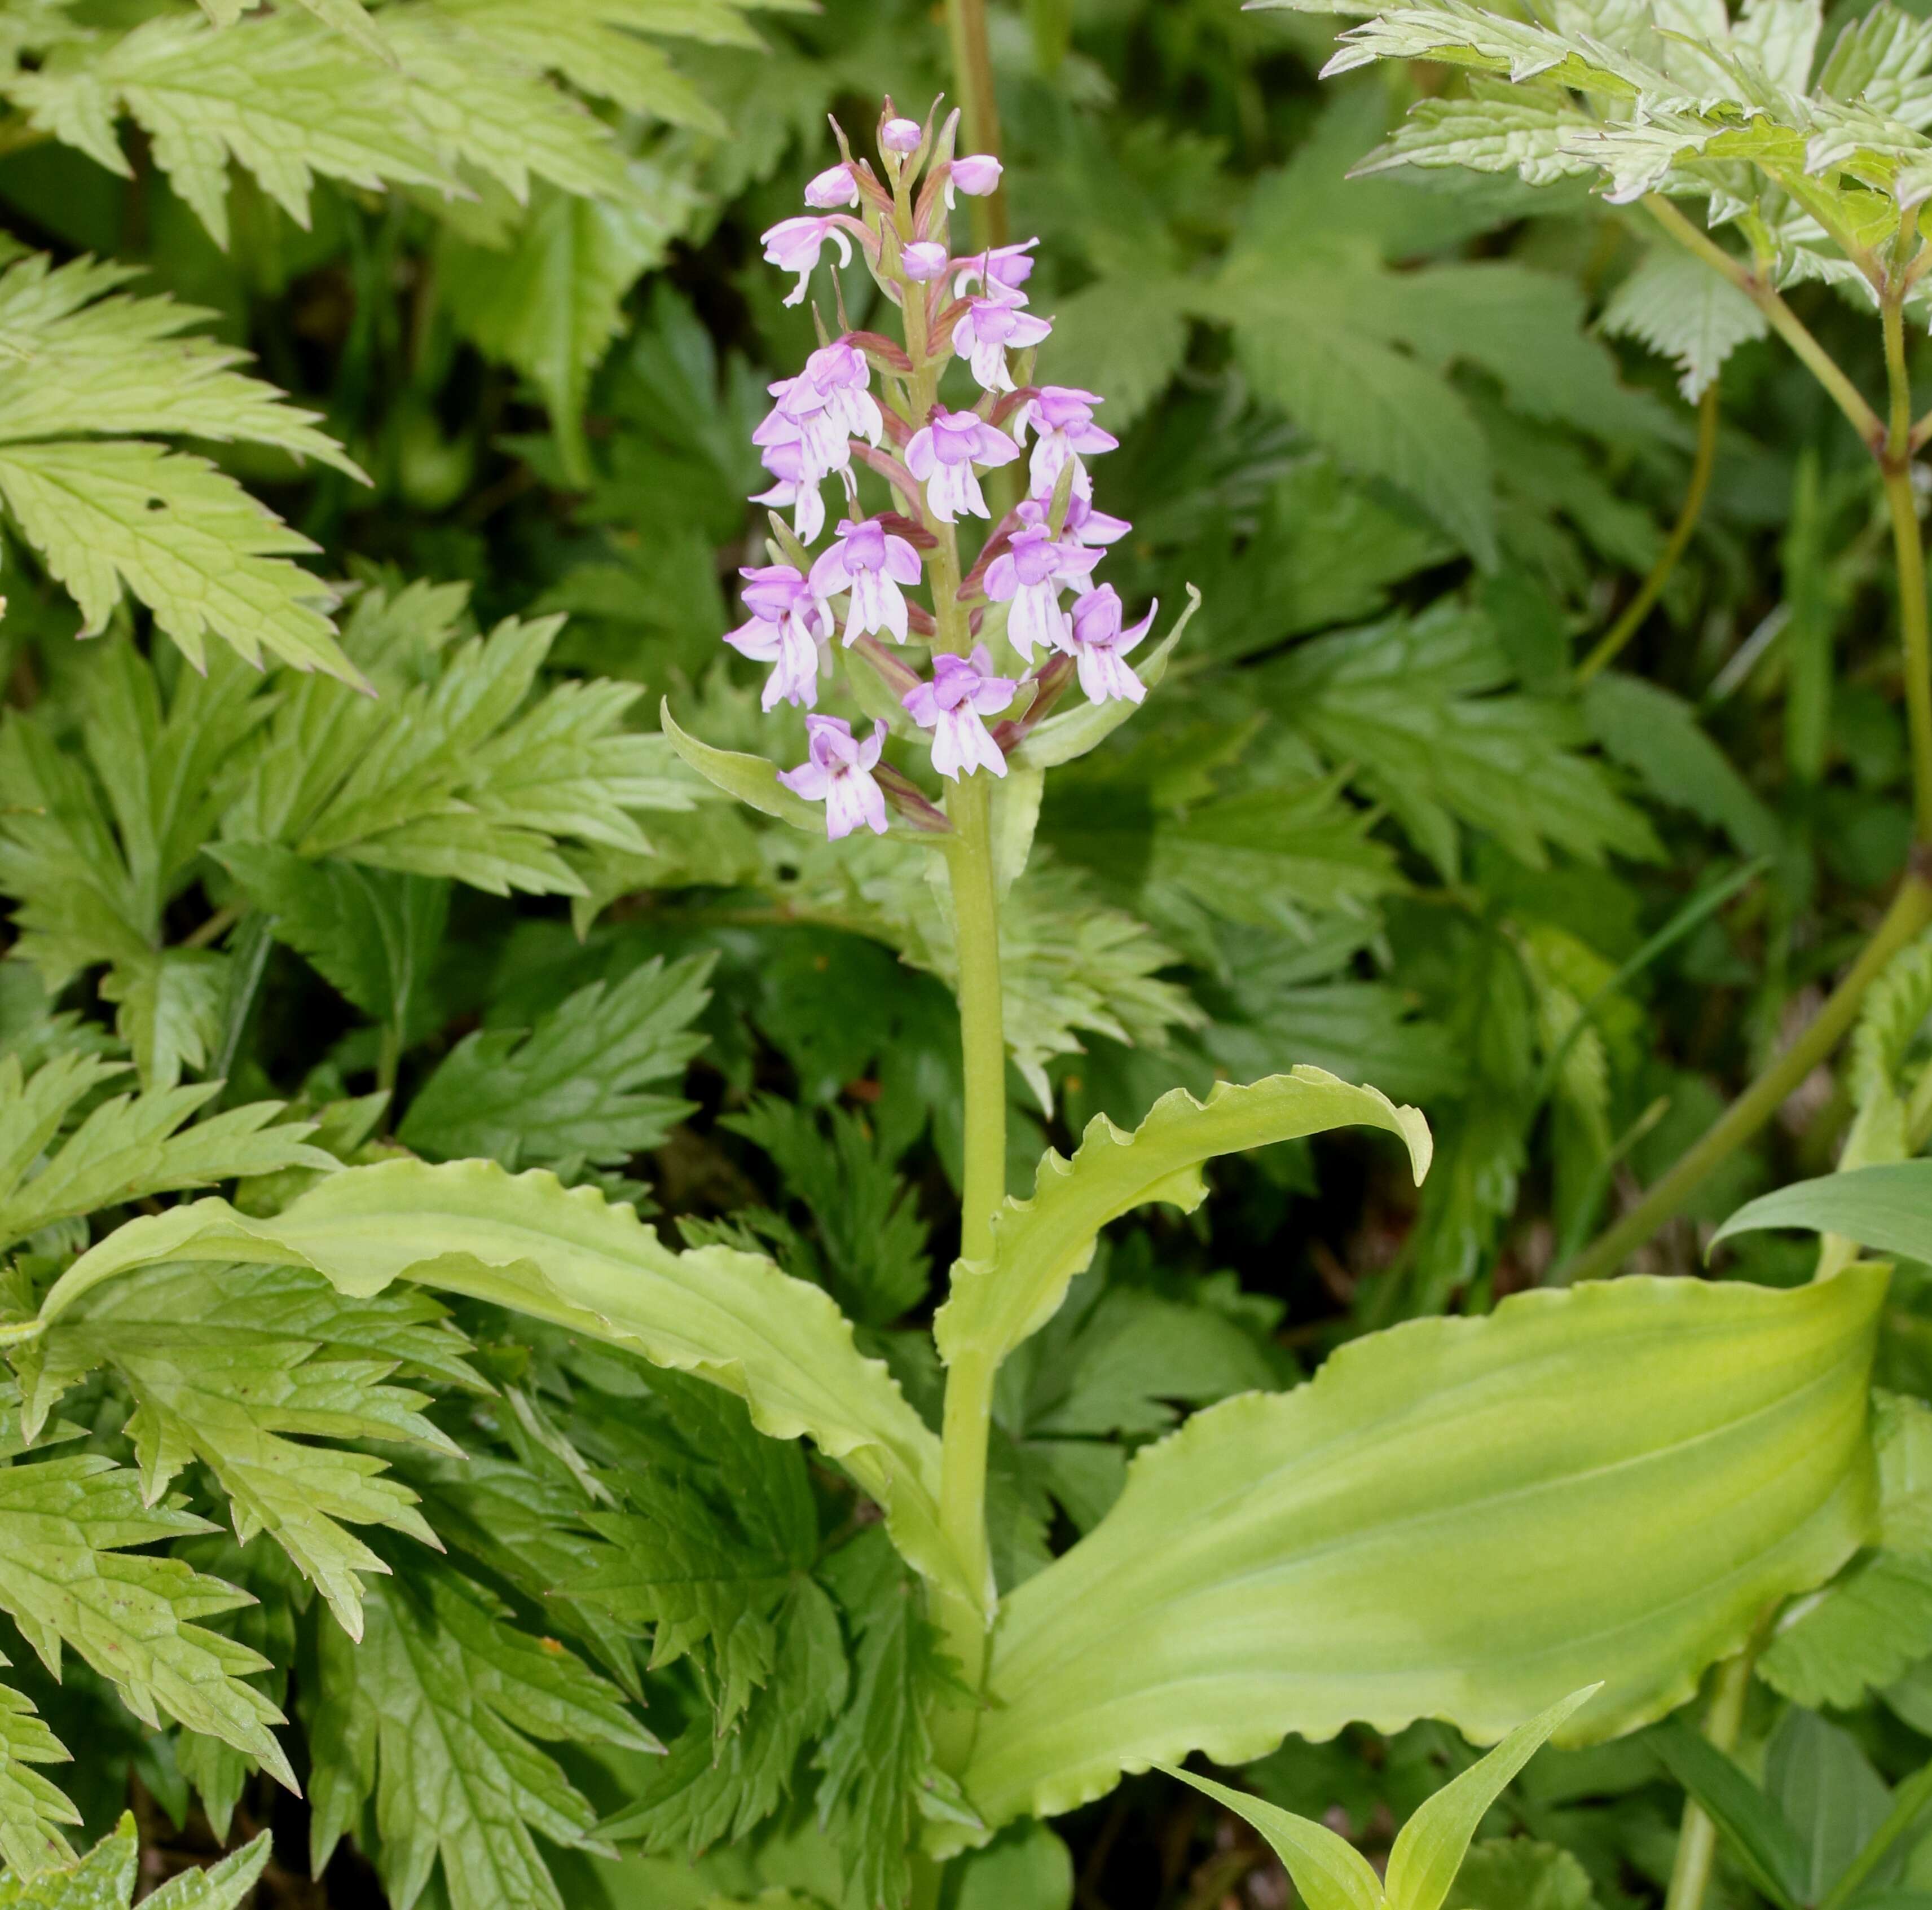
951;154;1002;195
881;117;922;155
804;162;860;208
903;241;950;283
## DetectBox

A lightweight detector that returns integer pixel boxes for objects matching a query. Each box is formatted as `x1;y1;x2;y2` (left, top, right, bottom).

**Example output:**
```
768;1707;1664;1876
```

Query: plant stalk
1559;865;1932;1281
931;769;1007;1770
1663;1652;1753;1910
1576;383;1720;684
1883;275;1932;842
944;0;1009;251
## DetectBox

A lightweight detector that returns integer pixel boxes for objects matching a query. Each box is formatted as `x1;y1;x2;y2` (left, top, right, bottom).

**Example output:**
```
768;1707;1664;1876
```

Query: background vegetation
0;0;1924;1903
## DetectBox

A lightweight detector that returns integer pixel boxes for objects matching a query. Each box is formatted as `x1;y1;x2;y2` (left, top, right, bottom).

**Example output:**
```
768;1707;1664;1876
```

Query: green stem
1644;195;1884;451
1559;866;1932;1282
931;771;1007;1771
1883;279;1932;843
1663;1653;1754;1910
1818;1755;1932;1910
1575;384;1720;684
944;0;1009;251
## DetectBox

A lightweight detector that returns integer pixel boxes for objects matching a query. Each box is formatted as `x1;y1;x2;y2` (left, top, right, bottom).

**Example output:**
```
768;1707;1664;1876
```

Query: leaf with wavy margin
956;1269;1884;1841
934;1067;1431;1373
37;1158;964;1609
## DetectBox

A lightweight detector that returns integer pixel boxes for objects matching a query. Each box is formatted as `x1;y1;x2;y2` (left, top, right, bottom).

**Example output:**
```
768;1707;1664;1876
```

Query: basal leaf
960;1269;1883;1836
1715;1161;1932;1257
39;1158;965;1611
1159;1766;1383;1910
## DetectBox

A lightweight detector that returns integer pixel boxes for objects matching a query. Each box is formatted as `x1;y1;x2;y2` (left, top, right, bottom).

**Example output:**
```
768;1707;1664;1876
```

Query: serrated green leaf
0;1415;293;1784
0;1670;78;1876
0;439;355;683
1445;1841;1599;1910
1761;1548;1932;1707
960;1269;1884;1837
399;952;711;1170
442;175;695;483
306;1561;652;1910
215;844;449;1036
17;1261;472;1637
0;1051;333;1252
0;1815;267;1910
1600;247;1770;401
936;1067;1429;1379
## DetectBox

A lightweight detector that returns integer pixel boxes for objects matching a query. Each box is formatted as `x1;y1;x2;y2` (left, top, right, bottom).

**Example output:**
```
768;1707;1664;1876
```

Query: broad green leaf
0;1670;77;1875
1648;1717;1807;1909
1385;1687;1595;1910
398;952;711;1170
1766;1706;1892;1905
1714;1161;1932;1257
40;1158;965;1609
960;1269;1884;1836
1161;1765;1382;1910
935;1067;1431;1375
0;1815;268;1909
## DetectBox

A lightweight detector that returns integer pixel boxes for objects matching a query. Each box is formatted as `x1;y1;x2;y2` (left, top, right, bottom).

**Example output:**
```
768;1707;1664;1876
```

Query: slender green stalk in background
945;0;1009;250
1575;384;1720;685
1662;1653;1754;1910
1561;865;1932;1280
1564;199;1932;1278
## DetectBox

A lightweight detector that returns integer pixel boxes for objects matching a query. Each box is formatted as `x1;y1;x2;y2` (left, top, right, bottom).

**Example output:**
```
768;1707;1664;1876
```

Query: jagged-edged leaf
399;952;711;1170
441;175;694;481
1260;603;1662;879
599;1577;845;1855
216;846;450;1037
1600;247;1770;401
1715;1161;1932;1257
0;1399;293;1783
0;257;359;474
1446;1842;1600;1910
223;591;690;896
15;1262;474;1637
935;1067;1430;1376
1759;1550;1932;1708
959;1269;1884;1836
0;1052;333;1251
0;1667;78;1876
40;1158;964;1610
306;1563;653;1910
0;439;352;682
0;1815;269;1909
